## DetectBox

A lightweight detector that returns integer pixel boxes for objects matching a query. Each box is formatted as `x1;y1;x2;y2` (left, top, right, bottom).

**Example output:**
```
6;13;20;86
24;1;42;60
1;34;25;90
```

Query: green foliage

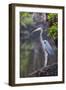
48;13;57;22
48;13;58;41
48;23;57;40
20;12;31;17
20;12;33;26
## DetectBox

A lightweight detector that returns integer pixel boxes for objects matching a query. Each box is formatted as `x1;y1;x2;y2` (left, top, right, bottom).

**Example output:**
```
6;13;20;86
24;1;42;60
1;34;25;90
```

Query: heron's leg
44;51;48;67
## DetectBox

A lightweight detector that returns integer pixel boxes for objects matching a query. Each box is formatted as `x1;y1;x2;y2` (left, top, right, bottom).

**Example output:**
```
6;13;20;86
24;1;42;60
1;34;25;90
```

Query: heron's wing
44;40;54;55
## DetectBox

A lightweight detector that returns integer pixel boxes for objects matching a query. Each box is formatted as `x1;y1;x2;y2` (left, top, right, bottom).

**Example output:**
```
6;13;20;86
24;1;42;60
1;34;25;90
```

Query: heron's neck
40;32;43;41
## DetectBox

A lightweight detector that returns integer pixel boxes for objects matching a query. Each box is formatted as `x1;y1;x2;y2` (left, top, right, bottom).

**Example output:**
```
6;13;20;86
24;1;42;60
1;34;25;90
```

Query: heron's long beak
32;27;43;33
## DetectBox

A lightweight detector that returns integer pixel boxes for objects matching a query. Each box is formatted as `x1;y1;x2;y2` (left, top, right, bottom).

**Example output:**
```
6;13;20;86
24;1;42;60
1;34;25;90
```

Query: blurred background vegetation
20;12;58;77
20;12;58;42
47;13;58;46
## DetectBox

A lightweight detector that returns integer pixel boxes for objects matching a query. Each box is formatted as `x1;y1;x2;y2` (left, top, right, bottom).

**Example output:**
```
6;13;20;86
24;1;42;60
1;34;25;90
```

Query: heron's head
31;27;43;34
30;27;43;41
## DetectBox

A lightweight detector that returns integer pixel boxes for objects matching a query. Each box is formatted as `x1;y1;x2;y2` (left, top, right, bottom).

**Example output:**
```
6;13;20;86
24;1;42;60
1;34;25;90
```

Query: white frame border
15;6;63;84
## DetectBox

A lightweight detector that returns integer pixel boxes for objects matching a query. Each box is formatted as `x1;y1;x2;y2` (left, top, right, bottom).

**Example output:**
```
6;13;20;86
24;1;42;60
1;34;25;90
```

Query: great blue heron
32;27;54;67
